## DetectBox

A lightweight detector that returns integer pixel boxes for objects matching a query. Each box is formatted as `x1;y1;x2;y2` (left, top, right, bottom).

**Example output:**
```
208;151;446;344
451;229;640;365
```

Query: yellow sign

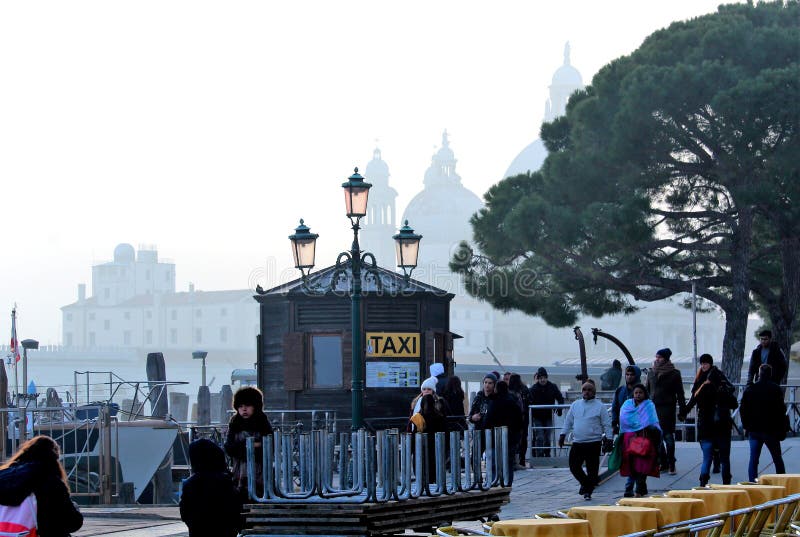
366;332;421;358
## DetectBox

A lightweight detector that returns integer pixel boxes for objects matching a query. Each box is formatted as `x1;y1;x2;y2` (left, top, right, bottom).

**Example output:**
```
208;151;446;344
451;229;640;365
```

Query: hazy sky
1;1;743;344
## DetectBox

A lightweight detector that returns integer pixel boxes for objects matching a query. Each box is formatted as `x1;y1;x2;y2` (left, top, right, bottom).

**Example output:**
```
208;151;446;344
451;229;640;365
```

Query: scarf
651;360;676;377
619;399;661;433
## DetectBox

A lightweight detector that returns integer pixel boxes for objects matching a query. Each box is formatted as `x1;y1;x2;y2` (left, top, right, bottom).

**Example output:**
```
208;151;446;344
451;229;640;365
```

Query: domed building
400;131;493;361
503;42;584;179
359;146;398;268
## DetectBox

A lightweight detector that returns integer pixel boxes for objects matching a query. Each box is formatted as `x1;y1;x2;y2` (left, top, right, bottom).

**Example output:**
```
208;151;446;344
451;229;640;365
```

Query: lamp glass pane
344;186;369;217
292;238;316;269
396;239;420;268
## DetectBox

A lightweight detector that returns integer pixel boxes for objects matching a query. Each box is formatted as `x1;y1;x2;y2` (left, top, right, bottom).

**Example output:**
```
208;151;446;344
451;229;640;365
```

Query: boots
669;463;676;475
699;474;710;487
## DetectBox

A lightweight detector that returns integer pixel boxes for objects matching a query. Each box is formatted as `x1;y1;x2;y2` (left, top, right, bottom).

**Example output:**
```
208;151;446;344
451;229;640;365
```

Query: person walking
0;435;83;537
508;373;530;469
611;365;642;435
559;381;613;500
485;381;524;485
646;348;686;475
747;330;788;385
411;377;439;415
529;367;564;457
740;364;787;482
225;386;274;502
180;439;243;537
682;353;738;486
619;384;661;498
600;359;623;391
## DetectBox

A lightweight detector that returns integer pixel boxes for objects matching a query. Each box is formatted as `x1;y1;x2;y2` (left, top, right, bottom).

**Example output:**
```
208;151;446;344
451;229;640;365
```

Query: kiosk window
311;335;343;388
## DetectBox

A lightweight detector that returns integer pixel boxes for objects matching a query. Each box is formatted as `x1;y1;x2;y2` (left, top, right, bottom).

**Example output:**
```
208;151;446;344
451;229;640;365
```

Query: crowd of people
0;332;788;535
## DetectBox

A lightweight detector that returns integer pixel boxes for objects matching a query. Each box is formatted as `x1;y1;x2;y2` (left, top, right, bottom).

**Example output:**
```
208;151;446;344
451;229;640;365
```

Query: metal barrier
0;405;118;504
245;426;511;503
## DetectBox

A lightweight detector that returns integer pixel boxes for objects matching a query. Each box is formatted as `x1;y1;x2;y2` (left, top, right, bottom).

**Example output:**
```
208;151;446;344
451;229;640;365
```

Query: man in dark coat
485;381;524;485
180;439;243;537
747;330;788;385
529;367;564;457
740;364;787;482
646;348;686;475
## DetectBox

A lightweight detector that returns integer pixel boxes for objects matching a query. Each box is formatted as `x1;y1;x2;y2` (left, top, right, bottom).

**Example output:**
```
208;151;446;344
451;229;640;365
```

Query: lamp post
192;350;208;387
20;339;38;405
289;167;422;430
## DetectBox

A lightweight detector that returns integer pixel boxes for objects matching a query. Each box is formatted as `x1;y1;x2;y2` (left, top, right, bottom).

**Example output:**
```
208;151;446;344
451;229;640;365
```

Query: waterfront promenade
77;437;800;536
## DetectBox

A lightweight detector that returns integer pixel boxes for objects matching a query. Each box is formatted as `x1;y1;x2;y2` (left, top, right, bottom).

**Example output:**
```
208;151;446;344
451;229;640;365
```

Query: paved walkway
77;437;800;536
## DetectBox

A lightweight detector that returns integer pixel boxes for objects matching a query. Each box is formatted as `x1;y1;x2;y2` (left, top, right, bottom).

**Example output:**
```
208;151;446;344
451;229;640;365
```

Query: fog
0;1;742;344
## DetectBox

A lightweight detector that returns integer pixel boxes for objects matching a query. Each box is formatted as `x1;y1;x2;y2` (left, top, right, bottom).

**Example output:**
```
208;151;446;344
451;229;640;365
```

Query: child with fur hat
224;386;273;501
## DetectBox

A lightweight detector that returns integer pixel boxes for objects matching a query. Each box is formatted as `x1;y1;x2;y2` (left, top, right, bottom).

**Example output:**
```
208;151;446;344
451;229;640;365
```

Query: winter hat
656;348;673;360
536;367;548;378
420;377;437;391
233;386;264;410
484;372;498;383
430;363;445;377
699;353;714;365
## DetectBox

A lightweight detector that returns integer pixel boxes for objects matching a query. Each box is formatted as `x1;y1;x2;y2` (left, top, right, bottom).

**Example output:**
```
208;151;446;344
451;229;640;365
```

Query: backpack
0;493;37;537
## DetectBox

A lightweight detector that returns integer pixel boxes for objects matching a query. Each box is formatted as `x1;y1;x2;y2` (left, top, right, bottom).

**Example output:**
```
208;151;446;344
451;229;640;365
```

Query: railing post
100;404;113;504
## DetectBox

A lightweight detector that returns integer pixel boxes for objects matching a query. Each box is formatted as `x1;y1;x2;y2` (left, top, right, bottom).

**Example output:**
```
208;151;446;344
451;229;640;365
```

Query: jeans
625;474;648;496
532;417;554;457
568;441;601;493
748;431;785;482
659;431;676;467
700;436;731;484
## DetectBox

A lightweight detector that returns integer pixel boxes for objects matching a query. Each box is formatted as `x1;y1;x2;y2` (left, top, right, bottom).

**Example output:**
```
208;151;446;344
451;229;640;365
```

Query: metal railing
0;405;118;504
244;426;511;503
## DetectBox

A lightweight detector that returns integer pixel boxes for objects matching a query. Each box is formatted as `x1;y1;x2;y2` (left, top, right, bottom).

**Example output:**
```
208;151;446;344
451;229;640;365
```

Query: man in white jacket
559;382;613;500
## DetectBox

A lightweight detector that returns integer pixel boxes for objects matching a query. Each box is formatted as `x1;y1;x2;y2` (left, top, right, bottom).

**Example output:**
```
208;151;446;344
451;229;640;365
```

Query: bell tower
361;146;398;269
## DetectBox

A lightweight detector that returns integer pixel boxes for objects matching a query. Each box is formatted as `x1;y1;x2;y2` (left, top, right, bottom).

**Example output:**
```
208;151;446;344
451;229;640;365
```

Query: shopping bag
0;493;37;537
607;435;622;472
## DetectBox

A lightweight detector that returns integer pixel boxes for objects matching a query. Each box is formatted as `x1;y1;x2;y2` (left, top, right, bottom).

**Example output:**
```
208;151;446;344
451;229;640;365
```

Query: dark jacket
611;366;642;432
224;411;273;495
0;461;83;537
740;378;786;437
484;393;524;434
180;439;243;537
435;373;448;396
747;342;787;385
600;365;622;391
528;381;564;422
685;366;737;441
646;362;686;432
469;392;494;429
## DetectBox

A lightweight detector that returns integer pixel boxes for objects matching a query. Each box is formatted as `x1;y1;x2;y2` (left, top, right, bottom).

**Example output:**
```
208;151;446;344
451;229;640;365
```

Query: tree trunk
721;208;754;383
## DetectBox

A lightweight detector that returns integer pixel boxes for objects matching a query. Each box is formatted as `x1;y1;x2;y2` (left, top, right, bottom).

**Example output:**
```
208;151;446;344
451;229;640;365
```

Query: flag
10;308;20;363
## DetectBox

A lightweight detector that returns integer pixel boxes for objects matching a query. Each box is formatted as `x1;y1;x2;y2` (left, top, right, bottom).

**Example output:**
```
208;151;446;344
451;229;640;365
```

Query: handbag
628;434;652;456
607;435;622;472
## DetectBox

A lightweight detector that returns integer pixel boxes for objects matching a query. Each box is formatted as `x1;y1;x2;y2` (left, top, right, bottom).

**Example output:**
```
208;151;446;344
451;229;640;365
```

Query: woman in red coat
619;384;661;497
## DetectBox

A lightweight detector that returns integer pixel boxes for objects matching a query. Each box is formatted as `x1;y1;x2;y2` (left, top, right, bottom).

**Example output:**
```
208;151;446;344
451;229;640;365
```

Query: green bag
607;435;623;472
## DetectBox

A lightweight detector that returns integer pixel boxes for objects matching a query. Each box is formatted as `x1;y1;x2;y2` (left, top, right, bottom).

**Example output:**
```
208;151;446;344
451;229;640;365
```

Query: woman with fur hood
224;386;273;501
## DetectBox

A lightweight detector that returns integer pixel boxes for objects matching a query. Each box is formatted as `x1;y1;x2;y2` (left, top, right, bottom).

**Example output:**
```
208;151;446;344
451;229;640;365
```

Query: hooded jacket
645;360;686;431
685;366;737;441
740;376;786;437
224;410;273;495
180;439;242;537
0;461;83;537
611;365;641;431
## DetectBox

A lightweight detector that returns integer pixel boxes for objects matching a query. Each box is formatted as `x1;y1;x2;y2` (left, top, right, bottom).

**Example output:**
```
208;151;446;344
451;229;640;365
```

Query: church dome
402;131;483;245
551;41;583;87
113;243;135;263
504;139;547;178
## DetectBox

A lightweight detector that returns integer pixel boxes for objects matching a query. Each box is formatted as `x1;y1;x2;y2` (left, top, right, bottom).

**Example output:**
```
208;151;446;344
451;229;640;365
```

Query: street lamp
289;167;422;430
393;220;422;283
20;339;38;404
192;350;208;387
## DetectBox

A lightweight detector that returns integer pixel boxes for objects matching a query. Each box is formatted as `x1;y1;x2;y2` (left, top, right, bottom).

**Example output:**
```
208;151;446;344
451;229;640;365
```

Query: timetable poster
366;361;420;388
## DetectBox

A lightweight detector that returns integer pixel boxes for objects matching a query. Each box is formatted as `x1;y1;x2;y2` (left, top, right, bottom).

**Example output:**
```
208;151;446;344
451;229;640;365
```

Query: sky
1;1;744;345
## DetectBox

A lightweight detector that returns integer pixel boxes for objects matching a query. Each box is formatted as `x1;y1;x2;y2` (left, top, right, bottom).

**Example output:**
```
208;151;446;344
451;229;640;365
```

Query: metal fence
245;426;511;503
